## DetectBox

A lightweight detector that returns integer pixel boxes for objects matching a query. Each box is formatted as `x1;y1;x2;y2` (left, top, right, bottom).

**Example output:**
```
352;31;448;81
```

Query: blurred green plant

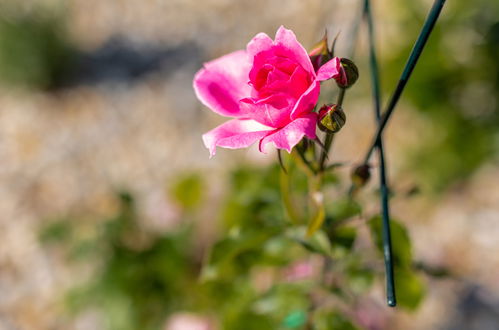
40;163;439;329
171;173;204;210
41;192;198;330
0;8;75;89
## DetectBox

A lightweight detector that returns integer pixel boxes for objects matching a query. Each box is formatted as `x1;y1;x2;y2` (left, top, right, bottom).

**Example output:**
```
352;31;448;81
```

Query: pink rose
194;26;343;157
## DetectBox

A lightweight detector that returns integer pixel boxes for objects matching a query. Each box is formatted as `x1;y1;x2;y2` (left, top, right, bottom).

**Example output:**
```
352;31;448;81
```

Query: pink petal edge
274;26;316;76
290;80;321;120
202;119;273;157
193;50;252;118
239;94;293;128
316;57;342;81
246;32;274;59
259;113;318;153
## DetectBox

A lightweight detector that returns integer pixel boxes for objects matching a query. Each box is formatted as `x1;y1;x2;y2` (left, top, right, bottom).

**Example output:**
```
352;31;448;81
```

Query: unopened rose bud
351;164;371;188
336;58;359;88
309;33;332;72
318;104;346;133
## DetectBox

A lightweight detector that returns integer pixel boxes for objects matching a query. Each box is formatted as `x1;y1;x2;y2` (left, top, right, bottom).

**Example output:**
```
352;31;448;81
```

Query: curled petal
193;50;252;117
240;94;292;128
259;113;318;153
274;26;316;75
316;57;342;81
290;80;321;120
202;119;272;157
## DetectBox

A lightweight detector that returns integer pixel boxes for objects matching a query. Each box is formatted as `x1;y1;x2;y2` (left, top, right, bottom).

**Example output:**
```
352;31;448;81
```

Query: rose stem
317;0;362;172
319;87;346;171
364;0;396;307
280;166;301;224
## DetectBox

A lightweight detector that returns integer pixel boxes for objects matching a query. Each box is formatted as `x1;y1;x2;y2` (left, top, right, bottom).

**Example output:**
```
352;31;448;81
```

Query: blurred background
0;0;498;329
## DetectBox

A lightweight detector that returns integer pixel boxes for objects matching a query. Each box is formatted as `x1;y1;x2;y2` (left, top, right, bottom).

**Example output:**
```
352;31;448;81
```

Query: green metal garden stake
362;0;447;164
364;0;396;307
357;0;446;307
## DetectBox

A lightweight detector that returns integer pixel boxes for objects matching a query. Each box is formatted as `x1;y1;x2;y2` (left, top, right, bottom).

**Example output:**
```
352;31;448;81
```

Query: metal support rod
362;0;447;164
364;0;396;307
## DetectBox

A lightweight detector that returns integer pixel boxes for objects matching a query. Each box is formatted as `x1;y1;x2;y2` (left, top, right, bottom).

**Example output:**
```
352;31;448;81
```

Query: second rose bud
318;104;346;133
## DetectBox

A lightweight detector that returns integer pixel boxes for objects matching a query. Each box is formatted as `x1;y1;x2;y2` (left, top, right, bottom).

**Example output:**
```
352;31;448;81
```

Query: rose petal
202;119;273;157
286;65;312;98
246;32;274;59
259;113;318;153
316;57;342;81
290;80;321;120
193;50;252;118
240;94;292;128
274;26;315;75
258;65;310;99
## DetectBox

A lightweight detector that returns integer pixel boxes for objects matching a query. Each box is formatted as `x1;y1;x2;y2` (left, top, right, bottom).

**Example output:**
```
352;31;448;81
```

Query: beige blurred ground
1;0;498;329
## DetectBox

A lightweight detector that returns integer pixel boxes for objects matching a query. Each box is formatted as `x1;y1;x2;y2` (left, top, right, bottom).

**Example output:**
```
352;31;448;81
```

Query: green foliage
330;226;357;251
368;216;426;310
0;9;74;89
327;197;362;223
204;164;301;283
39;218;72;244
39;161;437;328
393;267;426;311
282;310;307;328
202;228;283;281
170;173;204;210
41;192;197;330
255;284;311;325
344;256;375;295
286;226;333;257
222;165;287;230
368;216;411;268
314;309;359;330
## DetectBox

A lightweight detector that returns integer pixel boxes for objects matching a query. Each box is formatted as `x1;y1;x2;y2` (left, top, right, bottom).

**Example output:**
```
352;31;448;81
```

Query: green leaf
368;217;426;310
368;216;412;268
306;203;325;237
282;310;307;328
322;170;340;185
280;166;300;224
0;12;75;89
253;284;311;324
329;226;357;257
261;236;296;266
222;165;286;230
202;229;276;280
170;173;203;210
327;197;362;222
313;309;359;330
344;257;375;294
394;267;426;310
285;226;332;257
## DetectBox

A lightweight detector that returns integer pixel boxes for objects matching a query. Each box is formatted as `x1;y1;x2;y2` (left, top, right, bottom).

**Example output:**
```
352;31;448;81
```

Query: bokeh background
0;0;498;329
